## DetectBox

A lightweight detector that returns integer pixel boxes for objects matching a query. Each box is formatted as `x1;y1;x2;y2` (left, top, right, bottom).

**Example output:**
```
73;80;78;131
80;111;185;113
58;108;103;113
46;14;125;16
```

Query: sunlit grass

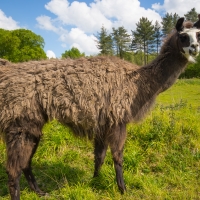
0;79;200;199
157;78;200;108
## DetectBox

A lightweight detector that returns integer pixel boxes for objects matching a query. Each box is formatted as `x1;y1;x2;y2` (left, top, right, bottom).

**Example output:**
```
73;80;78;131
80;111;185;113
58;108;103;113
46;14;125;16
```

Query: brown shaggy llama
0;18;200;200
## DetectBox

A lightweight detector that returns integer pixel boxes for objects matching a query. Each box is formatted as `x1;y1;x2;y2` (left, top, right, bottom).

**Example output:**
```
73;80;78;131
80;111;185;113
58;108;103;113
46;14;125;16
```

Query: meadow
0;79;200;200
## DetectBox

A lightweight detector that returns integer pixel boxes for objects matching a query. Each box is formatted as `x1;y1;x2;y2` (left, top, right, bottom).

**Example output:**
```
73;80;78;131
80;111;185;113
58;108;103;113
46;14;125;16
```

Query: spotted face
179;28;200;62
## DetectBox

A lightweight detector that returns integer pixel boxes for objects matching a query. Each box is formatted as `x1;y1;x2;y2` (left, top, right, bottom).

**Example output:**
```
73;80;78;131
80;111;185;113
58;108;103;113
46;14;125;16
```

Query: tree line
96;8;199;66
0;8;199;77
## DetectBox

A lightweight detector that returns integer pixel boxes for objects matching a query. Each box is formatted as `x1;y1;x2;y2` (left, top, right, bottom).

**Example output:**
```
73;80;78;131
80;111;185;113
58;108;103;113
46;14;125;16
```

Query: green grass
0;79;200;199
157;78;200;108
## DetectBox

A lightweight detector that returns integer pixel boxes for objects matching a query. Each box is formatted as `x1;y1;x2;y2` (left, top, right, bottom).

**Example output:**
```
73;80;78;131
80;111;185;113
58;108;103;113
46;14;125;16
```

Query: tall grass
0;79;200;199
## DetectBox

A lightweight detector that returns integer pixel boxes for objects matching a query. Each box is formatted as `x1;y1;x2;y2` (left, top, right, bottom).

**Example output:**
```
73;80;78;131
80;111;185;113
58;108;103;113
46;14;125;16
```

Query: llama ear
176;17;185;32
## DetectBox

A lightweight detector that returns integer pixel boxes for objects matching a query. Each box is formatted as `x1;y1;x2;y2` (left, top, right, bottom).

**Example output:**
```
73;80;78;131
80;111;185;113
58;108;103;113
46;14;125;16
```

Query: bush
180;54;200;78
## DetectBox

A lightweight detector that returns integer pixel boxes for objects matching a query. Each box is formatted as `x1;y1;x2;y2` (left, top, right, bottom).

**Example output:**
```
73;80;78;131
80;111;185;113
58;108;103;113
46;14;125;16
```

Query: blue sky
0;0;199;58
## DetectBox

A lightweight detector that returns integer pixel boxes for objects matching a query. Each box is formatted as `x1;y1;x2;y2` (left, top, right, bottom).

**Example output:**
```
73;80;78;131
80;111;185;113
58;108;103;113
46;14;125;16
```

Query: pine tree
184;8;198;22
96;26;113;55
153;20;162;55
112;26;131;59
131;17;155;65
161;13;179;37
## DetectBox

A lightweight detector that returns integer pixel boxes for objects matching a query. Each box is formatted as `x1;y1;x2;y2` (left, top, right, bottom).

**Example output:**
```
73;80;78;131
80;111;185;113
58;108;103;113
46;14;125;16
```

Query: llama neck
130;47;188;122
140;47;188;94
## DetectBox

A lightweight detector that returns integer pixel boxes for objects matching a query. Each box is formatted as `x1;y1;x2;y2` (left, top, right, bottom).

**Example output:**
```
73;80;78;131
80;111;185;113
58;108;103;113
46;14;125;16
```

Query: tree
62;47;85;59
131;17;155;65
184;8;198;22
161;13;180;37
153;20;162;55
96;26;113;55
0;29;47;62
112;26;131;59
0;29;20;62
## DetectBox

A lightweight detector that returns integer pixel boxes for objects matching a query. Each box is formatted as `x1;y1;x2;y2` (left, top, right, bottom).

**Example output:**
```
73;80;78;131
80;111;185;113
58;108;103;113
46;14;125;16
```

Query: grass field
0;79;200;200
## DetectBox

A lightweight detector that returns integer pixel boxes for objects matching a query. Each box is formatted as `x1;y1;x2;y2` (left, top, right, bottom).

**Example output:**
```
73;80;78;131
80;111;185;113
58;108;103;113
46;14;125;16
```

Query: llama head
176;17;200;62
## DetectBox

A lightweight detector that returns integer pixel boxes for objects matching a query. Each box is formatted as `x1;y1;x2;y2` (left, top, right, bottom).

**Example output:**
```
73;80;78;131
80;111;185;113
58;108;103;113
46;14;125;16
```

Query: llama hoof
93;172;99;178
119;185;126;194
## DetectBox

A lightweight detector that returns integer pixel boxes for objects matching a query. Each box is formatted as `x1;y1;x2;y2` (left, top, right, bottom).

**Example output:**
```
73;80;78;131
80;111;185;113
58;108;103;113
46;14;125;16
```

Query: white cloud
152;0;200;17
60;28;99;55
44;0;161;33
37;0;163;55
2;0;198;57
61;43;67;48
46;50;56;58
0;9;19;30
92;0;161;31
45;0;112;33
36;15;58;32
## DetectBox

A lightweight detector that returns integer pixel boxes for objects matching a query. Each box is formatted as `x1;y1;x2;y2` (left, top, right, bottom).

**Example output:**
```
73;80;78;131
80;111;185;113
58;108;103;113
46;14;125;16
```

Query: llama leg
6;128;43;199
7;173;21;200
109;124;126;194
93;136;108;177
23;165;45;195
22;136;46;196
6;128;26;200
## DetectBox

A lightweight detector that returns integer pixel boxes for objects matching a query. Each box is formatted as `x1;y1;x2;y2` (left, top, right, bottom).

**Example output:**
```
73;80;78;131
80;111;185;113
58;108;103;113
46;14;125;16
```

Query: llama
0;17;200;200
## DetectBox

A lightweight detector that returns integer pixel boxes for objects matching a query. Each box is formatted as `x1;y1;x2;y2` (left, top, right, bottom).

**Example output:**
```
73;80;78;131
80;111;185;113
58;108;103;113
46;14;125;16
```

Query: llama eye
179;34;188;42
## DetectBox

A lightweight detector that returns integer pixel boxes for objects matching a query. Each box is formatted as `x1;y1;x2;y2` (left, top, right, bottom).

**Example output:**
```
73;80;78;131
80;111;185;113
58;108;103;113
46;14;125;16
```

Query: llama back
0;57;141;137
34;57;141;137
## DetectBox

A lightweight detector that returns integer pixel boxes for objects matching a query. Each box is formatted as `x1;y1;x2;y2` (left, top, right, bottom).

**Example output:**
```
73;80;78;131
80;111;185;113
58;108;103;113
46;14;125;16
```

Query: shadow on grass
89;172;116;192
0;160;86;198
